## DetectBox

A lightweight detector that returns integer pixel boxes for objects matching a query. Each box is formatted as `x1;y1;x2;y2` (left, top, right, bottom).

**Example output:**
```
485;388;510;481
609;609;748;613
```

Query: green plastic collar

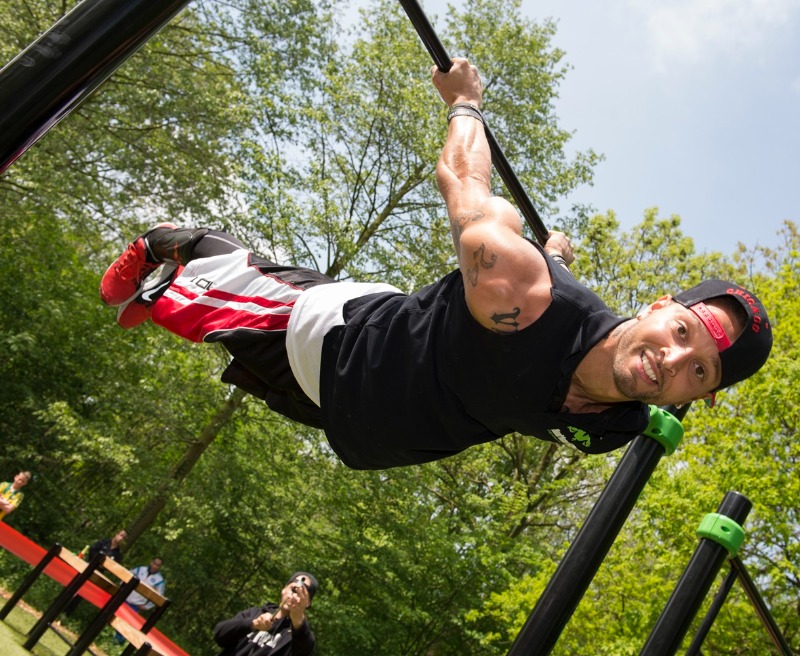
644;405;684;455
696;513;745;556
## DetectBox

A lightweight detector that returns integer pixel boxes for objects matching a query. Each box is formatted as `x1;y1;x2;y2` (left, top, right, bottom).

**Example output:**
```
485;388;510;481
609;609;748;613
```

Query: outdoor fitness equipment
0;0;192;175
397;10;794;653
1;2;781;655
0;0;687;652
395;1;698;653
645;491;793;656
505;405;685;655
397;0;549;245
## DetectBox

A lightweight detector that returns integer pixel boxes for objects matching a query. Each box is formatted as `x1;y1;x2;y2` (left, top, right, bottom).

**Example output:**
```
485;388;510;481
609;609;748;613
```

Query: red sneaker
100;223;178;306
115;263;183;329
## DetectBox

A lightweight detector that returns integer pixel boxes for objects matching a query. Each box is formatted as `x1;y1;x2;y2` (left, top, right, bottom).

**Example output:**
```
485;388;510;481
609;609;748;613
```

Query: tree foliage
0;0;797;654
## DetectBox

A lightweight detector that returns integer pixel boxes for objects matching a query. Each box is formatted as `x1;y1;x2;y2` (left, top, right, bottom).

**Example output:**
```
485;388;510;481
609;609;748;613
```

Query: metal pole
397;0;550;244
729;557;794;655
506;404;688;656
684;566;738;656
0;543;61;620
66;575;140;656
639;491;752;656
0;0;192;174
24;551;107;650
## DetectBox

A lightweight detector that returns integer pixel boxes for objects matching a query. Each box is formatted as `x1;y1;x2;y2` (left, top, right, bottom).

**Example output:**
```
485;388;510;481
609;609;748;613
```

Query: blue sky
416;0;800;255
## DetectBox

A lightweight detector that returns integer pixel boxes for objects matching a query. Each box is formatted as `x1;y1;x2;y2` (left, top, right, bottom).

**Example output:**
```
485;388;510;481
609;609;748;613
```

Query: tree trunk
125;387;247;547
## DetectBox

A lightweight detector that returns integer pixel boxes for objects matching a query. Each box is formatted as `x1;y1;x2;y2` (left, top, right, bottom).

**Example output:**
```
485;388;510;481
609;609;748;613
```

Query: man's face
611;297;731;406
113;530;127;545
150;558;162;573
13;473;29;488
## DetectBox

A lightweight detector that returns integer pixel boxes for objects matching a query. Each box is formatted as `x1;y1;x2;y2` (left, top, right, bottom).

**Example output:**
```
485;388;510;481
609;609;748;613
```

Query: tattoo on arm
490;307;521;332
465;242;497;287
452;210;485;242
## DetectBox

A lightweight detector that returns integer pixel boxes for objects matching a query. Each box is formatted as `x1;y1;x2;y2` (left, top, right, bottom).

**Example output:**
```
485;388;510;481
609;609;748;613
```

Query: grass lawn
0;595;110;656
1;605;74;656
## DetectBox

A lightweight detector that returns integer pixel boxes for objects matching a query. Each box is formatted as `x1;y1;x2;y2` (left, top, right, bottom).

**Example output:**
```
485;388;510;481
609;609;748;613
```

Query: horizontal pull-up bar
398;0;550;245
0;0;192;175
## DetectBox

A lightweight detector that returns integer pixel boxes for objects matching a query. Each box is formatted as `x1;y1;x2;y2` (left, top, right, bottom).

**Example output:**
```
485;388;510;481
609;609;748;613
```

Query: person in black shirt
87;529;127;563
65;529;127;614
213;572;317;656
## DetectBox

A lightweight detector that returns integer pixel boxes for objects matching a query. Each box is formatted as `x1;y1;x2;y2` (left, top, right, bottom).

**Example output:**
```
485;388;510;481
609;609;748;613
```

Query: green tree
6;0;795;654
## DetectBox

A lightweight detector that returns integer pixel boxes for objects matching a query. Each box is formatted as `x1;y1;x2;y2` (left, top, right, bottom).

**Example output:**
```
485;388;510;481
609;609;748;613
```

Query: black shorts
151;248;335;427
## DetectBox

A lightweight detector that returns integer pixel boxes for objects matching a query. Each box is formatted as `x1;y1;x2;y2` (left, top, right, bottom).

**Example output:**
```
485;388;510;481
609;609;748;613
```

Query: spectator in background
86;529;128;564
126;556;166;612
0;471;31;521
213;572;318;656
65;529;128;615
114;556;166;644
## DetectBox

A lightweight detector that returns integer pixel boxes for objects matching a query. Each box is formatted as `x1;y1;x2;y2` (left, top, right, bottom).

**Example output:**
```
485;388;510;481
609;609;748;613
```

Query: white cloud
627;0;800;71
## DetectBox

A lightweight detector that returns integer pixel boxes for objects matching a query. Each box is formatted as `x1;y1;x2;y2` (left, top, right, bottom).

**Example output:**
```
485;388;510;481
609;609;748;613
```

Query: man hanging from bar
99;59;773;470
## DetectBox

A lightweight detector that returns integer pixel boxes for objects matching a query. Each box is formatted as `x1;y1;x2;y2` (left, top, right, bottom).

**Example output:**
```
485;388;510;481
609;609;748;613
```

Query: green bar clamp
696;513;745;556
644;405;684;455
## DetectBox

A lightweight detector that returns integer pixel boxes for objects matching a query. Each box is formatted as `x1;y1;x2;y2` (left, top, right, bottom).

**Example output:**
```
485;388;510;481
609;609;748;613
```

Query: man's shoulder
548;262;611;313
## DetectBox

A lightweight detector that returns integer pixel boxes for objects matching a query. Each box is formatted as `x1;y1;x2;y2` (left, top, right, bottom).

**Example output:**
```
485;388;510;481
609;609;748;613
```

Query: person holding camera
213;572;318;656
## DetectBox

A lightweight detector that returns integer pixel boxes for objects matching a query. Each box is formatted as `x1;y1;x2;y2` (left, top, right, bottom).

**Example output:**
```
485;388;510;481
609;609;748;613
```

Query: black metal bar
140;597;170;633
44;623;101;656
121;638;137;656
0;542;61;620
120;598;170;656
397;0;550;245
67;575;140;656
505;404;689;656
730;556;794;655
639;491;752;656
24;551;106;650
684;566;738;656
0;0;192;175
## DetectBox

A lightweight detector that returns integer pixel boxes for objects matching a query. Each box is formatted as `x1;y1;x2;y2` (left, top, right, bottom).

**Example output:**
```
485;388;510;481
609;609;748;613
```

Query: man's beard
611;322;664;403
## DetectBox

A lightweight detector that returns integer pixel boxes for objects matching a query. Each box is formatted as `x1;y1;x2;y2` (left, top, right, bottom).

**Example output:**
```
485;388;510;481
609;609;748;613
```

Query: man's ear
638;294;673;319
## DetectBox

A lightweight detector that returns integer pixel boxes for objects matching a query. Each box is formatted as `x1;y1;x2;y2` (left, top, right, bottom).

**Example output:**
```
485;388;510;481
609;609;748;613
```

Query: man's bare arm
432;59;553;333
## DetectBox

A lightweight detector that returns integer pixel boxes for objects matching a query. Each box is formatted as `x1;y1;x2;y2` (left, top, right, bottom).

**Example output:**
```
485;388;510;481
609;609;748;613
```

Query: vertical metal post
121;598;171;656
66;575;140;656
0;542;61;619
684;567;738;655
639;491;752;656
729;557;794;655
23;551;107;650
506;405;687;656
0;0;192;174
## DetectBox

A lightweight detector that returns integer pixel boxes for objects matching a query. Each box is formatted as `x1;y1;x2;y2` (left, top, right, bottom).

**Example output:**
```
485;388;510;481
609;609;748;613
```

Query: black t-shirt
89;538;123;564
213;603;315;656
320;249;649;469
